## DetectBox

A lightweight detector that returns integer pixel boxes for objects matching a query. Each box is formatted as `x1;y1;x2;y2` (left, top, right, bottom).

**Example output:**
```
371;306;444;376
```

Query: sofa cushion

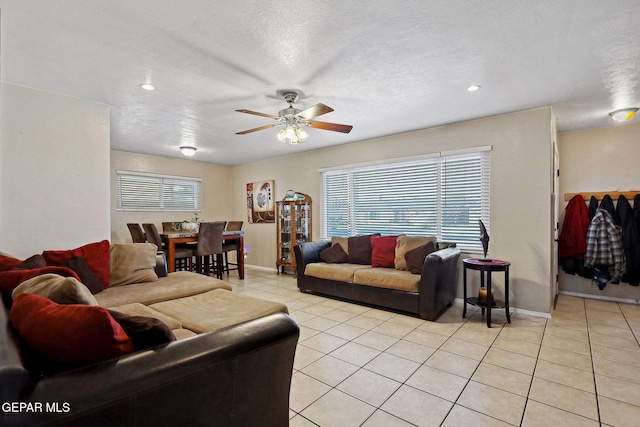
172;328;198;340
371;235;399;268
149;289;288;334
0;267;81;293
109;243;159;287
108;310;176;351
353;268;420;292
348;234;380;265
320;244;349;263
107;303;183;330
304;263;372;283
59;256;104;294
394;235;437;271
12;273;98;306
10;293;134;365
405;241;437;274
94;271;232;308
12;254;47;270
42;240;111;288
331;237;349;255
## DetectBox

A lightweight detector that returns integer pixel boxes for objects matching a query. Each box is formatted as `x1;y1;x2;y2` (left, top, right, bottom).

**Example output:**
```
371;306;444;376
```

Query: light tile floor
225;268;640;426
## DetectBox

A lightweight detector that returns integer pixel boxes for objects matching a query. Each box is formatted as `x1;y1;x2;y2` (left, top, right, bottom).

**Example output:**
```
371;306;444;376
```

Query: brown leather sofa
295;241;461;321
0;253;299;427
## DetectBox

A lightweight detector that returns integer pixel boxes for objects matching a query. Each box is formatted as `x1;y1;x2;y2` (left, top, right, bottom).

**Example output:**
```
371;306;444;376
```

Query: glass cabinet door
276;194;312;276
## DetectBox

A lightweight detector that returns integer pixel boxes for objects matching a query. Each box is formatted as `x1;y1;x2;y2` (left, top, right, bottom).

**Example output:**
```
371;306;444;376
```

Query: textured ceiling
1;0;639;165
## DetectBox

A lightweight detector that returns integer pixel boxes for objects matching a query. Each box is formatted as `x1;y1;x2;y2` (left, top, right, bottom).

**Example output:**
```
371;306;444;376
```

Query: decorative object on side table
478;219;491;261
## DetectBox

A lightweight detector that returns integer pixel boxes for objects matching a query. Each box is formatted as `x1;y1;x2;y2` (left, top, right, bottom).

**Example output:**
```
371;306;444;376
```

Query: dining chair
142;223;193;271
127;223;146;243
222;221;244;275
195;221;226;279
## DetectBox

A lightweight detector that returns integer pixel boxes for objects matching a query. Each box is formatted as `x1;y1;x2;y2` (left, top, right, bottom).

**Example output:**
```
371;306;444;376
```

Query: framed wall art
246;180;275;223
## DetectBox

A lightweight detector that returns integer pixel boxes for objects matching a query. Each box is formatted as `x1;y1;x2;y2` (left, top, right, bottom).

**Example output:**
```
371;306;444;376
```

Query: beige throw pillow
109;243;159;287
12;273;98;306
394;235;437;270
331;237;349;255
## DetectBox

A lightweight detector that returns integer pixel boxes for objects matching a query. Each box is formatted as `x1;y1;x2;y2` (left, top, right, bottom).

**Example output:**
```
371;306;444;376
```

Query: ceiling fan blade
235;109;279;119
307;120;353;134
236;123;278;135
295;103;334;120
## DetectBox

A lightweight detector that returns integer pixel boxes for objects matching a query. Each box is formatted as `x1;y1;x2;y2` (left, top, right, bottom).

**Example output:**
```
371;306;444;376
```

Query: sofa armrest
155;252;168;277
295;241;331;278
418;247;461;320
6;313;299;427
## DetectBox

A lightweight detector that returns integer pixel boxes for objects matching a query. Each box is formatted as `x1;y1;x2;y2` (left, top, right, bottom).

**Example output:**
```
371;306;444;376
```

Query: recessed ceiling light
467;85;481;92
609;108;638;122
140;83;155;91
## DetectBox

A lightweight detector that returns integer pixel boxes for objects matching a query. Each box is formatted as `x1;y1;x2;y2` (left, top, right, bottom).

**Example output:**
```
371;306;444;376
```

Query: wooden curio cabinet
276;193;312;276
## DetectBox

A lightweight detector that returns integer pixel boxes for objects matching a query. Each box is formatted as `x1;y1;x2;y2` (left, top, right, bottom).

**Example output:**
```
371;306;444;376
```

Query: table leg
462;266;467;318
166;240;176;273
486;271;492;328
505;266;511;323
237;235;245;280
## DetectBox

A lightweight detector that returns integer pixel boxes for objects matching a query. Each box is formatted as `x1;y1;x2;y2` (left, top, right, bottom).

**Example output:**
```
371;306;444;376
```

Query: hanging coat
589;196;599;220
585;208;625;281
617;195;640;285
599;195;620;225
559;195;591;276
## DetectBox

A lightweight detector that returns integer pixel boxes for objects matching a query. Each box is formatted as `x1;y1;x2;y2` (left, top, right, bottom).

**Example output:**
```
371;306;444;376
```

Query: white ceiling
1;1;639;165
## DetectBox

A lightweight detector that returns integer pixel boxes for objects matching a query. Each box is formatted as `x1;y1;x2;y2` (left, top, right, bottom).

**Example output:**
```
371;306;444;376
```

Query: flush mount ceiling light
235;90;352;145
180;146;197;156
467;85;481;92
140;83;155;91
609;108;638;122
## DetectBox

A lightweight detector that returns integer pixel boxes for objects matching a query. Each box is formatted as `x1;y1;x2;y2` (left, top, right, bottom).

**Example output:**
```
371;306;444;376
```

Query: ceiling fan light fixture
609;108;638;122
180;146;197;156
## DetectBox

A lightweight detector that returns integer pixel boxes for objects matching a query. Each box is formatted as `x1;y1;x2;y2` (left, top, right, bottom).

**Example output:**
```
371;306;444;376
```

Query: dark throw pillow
60;256;104;295
348;234;380;265
108;310;176;351
11;254;47;270
320;244;349;263
405;241;437;274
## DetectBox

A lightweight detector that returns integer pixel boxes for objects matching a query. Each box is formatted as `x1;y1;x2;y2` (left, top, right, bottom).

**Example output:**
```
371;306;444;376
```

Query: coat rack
564;191;640;202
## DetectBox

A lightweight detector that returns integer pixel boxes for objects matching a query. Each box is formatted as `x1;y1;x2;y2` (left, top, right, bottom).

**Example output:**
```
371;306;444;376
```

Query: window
116;170;201;212
320;147;490;252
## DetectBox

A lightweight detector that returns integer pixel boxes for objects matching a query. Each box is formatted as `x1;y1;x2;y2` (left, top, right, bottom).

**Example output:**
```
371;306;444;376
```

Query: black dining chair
142;223;193;271
222;221;243;275
127;223;146;243
195;222;226;279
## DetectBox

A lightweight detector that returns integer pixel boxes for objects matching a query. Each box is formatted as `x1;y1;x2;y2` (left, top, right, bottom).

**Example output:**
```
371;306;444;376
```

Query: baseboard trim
559;291;640;305
454;298;551;319
244;263;279;273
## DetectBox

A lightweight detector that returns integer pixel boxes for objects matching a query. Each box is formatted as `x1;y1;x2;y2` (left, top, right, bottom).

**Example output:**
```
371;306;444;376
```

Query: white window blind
116;170;201;212
320;149;490;251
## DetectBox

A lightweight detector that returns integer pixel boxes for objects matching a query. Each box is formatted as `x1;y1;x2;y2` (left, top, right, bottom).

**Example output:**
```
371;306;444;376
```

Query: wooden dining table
160;231;245;279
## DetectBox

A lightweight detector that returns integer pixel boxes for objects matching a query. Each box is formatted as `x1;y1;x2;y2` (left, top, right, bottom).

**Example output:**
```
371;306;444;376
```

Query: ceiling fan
235;90;353;144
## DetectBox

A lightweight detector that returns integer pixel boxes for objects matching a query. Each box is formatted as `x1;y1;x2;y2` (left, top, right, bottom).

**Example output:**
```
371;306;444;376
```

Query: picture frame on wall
246;180;275;223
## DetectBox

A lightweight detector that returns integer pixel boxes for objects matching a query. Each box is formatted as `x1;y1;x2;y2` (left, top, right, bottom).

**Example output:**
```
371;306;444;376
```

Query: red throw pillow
0;254;22;272
10;293;134;364
0;267;81;293
371;235;399;268
42;240;110;288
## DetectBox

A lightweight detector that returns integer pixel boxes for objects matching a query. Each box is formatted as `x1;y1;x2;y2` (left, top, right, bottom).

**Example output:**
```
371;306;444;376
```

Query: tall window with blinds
116;170;201;212
320;149;490;252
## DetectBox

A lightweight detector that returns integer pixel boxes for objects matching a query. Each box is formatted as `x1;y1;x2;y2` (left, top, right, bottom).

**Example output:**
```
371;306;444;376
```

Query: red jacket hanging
559;195;590;259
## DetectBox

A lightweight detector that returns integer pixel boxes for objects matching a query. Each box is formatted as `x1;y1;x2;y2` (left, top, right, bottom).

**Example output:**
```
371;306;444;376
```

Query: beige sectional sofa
1;242;298;427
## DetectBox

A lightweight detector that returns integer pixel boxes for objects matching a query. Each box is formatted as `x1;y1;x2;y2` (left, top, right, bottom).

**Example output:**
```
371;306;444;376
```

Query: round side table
462;258;511;328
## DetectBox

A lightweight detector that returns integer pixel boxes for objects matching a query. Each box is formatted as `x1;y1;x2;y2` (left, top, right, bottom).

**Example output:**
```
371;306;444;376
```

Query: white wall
110;150;234;244
0;83;110;258
233;108;554;313
558;122;640;301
